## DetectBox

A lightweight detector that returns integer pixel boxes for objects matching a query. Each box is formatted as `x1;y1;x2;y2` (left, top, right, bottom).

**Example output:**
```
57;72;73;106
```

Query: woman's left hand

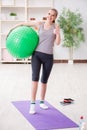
53;25;60;35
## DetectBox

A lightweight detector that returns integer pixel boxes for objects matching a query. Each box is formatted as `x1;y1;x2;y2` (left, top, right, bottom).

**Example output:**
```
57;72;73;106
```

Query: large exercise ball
6;26;39;59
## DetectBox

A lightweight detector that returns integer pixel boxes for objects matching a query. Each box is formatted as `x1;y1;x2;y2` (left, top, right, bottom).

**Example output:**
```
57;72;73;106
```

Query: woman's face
46;9;57;23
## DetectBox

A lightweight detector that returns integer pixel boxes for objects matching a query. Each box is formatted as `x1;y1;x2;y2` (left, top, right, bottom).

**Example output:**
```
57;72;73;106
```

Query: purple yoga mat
12;100;78;130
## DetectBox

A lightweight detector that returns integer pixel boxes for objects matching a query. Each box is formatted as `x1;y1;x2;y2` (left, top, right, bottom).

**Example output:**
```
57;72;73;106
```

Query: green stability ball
6;26;39;59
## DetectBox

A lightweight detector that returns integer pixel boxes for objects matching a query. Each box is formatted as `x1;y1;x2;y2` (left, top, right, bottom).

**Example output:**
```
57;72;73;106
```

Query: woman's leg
31;52;41;102
29;81;38;114
40;54;53;109
40;83;48;109
29;52;41;114
40;83;47;101
31;81;38;102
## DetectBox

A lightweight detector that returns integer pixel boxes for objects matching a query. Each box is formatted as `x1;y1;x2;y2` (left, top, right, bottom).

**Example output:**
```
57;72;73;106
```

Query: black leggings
31;51;53;83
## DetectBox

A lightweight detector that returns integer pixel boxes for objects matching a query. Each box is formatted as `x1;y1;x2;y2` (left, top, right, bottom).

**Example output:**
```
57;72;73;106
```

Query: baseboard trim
54;60;68;63
1;60;87;64
74;60;87;63
54;60;87;63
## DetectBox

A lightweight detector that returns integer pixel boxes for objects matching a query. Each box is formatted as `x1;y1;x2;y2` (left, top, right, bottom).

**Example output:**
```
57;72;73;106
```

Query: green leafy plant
10;12;17;16
58;8;85;48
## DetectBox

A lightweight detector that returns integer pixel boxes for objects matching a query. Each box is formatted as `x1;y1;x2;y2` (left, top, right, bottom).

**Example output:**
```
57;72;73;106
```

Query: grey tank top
36;23;56;54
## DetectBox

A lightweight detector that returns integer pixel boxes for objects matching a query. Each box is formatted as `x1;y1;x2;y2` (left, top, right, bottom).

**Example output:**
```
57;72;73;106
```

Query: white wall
53;0;87;60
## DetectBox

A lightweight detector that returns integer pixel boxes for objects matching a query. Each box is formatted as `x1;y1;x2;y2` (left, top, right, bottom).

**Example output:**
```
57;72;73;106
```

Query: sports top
36;22;56;54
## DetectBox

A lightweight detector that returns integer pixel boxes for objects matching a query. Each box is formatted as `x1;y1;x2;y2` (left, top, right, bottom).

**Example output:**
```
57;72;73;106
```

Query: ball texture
6;26;39;59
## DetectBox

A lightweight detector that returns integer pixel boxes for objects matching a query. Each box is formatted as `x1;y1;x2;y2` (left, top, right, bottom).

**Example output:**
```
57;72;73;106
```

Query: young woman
28;8;61;114
15;8;61;114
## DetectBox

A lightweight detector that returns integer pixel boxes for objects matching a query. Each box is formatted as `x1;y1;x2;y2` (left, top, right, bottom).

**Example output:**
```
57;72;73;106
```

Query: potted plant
10;12;17;20
58;8;85;64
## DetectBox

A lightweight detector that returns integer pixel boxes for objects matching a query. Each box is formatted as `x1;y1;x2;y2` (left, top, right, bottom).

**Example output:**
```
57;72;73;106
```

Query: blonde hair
50;8;58;23
51;8;58;17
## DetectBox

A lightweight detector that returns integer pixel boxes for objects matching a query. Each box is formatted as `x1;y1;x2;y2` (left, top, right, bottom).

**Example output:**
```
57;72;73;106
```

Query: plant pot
10;16;16;20
68;47;73;64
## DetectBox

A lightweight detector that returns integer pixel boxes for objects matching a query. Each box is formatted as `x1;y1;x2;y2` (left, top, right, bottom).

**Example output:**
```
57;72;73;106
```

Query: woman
16;8;61;114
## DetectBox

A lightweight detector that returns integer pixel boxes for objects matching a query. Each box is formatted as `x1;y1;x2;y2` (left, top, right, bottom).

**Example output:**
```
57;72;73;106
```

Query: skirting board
1;60;87;64
54;60;87;63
